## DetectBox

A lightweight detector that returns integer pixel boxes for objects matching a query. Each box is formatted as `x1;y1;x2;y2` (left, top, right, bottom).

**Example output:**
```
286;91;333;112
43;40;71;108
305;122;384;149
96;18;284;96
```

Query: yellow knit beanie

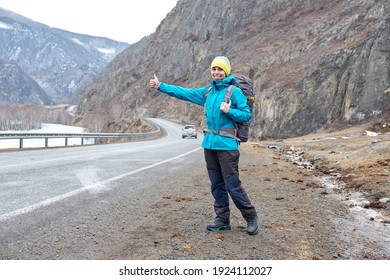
210;56;231;76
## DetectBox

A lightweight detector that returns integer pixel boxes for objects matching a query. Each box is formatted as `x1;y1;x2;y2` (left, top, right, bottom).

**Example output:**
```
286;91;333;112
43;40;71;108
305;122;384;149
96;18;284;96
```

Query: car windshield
185;125;194;129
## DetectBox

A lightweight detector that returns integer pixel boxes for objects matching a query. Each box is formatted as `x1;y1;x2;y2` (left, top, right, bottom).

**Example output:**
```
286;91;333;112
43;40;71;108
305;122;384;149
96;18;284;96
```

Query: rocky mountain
0;58;52;105
0;8;128;105
75;0;390;139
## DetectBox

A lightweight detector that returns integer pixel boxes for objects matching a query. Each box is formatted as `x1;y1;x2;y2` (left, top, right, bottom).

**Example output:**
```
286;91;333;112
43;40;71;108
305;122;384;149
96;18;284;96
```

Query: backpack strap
205;86;212;98
205;84;235;101
224;85;235;103
203;128;241;141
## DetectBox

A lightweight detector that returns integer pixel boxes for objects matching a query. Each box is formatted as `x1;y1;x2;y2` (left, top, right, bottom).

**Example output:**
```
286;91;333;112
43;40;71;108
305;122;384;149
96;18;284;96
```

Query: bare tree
82;112;107;133
0;104;71;131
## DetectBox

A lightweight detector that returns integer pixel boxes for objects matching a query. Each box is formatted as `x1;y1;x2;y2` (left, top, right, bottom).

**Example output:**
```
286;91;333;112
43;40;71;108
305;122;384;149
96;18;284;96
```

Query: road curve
0;118;204;259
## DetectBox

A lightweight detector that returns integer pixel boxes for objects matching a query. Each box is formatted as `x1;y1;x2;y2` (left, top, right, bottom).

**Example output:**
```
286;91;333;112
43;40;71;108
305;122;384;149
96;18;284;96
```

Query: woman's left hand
220;101;231;113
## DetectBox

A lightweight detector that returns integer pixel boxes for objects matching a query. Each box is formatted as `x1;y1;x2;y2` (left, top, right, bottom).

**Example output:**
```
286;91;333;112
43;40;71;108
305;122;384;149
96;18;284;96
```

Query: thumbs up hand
149;74;160;89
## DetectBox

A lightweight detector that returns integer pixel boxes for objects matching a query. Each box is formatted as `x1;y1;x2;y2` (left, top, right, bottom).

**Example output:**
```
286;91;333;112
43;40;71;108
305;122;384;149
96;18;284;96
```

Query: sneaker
206;220;231;232
247;219;259;235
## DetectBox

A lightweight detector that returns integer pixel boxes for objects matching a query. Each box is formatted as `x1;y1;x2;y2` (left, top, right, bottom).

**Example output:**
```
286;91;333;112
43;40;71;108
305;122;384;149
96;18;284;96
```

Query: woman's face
211;66;226;81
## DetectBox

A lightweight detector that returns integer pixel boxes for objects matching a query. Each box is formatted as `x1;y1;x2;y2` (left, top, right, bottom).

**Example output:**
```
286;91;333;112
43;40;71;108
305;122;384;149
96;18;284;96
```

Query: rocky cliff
0;59;52;105
75;0;390;139
0;8;128;105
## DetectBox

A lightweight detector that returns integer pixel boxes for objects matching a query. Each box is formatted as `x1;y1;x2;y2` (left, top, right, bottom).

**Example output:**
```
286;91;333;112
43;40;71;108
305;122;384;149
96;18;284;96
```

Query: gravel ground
103;120;389;260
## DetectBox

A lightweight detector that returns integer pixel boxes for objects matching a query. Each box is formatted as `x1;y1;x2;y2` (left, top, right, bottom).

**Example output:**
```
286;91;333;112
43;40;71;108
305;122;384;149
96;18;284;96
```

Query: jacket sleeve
158;82;207;107
227;87;251;123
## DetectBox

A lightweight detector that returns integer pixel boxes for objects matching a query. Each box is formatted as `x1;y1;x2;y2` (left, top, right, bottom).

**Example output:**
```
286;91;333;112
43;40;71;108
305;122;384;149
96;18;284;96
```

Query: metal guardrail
0;120;161;149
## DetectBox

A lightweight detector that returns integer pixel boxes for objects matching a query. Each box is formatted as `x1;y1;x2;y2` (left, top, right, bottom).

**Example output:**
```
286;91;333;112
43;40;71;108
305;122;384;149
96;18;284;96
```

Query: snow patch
97;47;116;55
0;21;13;30
365;130;378;137
68;80;77;93
70;38;90;50
10;46;21;61
71;37;85;46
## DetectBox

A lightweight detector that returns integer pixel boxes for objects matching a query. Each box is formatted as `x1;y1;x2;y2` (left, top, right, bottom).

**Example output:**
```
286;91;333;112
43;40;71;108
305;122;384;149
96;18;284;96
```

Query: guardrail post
45;138;49;147
19;138;23;149
65;137;68;146
81;138;84;145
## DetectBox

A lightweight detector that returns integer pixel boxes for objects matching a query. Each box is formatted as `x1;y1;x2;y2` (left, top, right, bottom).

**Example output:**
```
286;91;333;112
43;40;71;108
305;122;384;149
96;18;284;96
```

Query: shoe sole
207;225;231;232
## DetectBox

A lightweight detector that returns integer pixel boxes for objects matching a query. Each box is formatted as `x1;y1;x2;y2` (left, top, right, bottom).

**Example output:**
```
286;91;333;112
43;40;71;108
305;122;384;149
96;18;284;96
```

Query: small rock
296;148;305;155
313;155;325;161
379;197;389;203
268;144;281;149
365;201;385;209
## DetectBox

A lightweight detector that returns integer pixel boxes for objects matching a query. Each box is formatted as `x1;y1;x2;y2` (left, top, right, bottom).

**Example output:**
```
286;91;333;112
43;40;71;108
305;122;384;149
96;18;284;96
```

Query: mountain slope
0;59;52;105
75;0;390;139
0;8;128;105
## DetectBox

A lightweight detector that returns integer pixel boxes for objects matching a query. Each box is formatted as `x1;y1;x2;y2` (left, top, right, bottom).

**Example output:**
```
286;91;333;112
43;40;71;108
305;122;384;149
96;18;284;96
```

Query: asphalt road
0;118;204;259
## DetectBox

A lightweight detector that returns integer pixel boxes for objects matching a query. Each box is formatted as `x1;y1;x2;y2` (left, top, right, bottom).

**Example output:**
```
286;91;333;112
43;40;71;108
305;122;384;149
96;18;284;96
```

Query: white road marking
0;147;202;222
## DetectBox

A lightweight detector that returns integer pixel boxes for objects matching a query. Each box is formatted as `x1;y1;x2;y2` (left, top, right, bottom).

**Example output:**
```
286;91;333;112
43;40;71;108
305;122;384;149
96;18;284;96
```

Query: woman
149;56;259;235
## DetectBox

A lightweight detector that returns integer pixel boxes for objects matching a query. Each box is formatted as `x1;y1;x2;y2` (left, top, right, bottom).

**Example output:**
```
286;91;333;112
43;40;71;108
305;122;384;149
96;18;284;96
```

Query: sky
0;0;178;43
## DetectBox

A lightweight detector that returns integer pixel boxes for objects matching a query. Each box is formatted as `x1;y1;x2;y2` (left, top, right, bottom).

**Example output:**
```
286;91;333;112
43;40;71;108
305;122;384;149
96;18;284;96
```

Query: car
182;125;197;139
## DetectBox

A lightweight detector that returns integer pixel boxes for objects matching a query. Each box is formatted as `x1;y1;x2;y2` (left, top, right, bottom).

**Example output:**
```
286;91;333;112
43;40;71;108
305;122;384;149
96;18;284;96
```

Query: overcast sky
0;0;178;43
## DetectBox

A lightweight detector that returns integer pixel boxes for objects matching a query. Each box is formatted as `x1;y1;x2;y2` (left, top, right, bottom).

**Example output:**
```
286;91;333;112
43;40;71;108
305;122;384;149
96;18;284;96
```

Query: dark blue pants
204;149;257;223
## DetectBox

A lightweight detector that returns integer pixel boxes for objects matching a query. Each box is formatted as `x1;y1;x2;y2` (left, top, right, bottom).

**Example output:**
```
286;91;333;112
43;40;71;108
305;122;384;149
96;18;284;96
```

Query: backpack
205;74;256;142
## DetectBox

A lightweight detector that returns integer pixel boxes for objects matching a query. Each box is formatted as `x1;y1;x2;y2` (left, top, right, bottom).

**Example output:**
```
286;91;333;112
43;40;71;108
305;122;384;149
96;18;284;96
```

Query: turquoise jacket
158;74;250;150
